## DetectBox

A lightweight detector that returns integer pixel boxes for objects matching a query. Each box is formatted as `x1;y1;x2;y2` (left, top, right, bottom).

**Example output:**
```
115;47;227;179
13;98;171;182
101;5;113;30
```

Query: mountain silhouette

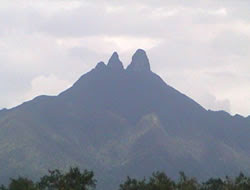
0;49;249;189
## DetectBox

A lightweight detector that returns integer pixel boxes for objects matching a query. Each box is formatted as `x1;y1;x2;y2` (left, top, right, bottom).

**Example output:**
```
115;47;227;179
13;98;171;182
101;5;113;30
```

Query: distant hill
0;49;249;190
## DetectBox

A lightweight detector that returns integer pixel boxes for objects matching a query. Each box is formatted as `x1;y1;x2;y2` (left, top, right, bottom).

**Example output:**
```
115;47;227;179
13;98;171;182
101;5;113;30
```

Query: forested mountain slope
0;49;249;189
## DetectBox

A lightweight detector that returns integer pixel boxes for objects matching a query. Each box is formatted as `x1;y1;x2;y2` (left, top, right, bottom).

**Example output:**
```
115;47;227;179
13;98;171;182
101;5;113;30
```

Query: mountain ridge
4;50;248;119
0;49;249;190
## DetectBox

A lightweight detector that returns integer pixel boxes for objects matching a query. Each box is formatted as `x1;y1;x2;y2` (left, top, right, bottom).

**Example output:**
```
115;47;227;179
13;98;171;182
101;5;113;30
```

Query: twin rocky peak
95;49;151;72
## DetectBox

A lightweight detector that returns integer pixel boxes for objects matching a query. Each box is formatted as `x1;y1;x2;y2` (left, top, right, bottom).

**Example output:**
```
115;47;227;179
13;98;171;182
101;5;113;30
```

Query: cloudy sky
0;0;249;116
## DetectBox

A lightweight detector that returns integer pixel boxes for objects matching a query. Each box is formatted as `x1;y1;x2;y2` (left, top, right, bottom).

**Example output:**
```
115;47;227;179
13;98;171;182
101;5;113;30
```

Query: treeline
1;167;250;190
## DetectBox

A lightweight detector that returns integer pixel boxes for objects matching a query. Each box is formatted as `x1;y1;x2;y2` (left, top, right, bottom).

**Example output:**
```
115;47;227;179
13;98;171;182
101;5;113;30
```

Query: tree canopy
1;168;250;190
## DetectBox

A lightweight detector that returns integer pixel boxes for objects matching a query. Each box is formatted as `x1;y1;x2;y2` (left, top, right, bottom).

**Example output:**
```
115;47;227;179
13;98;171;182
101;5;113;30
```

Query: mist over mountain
0;49;249;190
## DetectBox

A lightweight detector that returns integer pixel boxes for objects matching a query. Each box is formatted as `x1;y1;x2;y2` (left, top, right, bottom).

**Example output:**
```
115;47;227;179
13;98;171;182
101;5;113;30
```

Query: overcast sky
0;0;249;116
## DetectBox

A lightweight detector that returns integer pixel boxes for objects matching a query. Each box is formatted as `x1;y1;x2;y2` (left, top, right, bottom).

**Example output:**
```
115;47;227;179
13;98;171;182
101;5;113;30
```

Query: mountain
0;49;249;189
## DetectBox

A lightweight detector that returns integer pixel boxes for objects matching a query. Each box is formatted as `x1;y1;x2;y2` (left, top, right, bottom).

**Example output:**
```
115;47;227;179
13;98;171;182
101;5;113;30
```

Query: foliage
38;167;96;190
119;172;250;190
2;168;250;190
8;177;37;190
119;176;147;190
177;172;199;190
1;167;95;190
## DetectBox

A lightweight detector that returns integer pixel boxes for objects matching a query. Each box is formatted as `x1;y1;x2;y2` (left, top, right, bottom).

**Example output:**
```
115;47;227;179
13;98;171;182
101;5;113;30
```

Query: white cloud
196;92;231;113
150;7;181;18
24;74;71;99
105;5;125;14
0;0;249;116
103;36;162;53
0;74;71;109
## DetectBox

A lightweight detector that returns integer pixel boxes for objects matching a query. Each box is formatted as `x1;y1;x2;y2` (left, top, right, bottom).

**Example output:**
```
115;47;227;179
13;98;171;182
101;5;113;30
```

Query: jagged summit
127;49;151;72
107;52;124;70
94;49;150;73
95;61;106;70
1;48;250;190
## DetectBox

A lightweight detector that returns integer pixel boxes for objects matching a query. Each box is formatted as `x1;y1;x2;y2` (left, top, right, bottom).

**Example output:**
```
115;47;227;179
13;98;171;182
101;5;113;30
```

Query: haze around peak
0;0;249;116
127;49;151;72
107;52;124;70
100;49;151;72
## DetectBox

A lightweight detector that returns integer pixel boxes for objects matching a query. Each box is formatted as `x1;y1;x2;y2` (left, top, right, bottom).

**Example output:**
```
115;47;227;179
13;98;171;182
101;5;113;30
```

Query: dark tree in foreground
6;177;36;190
148;172;176;190
0;185;8;190
200;178;224;190
38;167;96;190
2;168;250;190
177;172;199;190
0;167;95;190
119;176;147;190
119;172;188;190
118;172;250;190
